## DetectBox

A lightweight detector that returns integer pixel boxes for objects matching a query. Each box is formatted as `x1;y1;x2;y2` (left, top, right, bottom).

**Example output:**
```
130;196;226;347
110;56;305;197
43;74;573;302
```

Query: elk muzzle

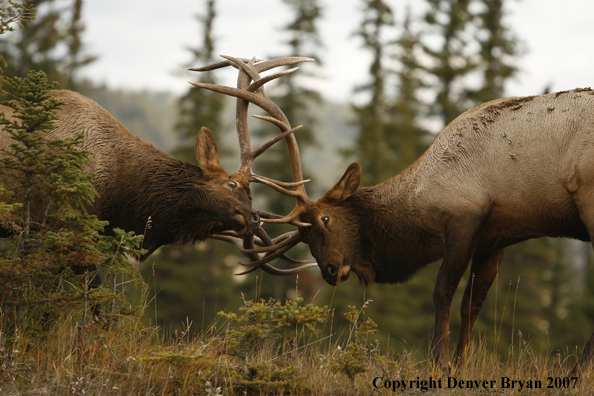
232;209;260;235
248;212;260;232
321;256;350;286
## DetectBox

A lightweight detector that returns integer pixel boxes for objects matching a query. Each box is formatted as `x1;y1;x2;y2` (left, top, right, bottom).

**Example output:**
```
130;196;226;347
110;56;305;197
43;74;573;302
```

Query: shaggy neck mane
349;172;445;285
94;149;218;258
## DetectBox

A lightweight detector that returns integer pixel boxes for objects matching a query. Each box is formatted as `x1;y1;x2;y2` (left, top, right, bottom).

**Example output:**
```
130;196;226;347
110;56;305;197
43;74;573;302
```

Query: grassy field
1;293;593;396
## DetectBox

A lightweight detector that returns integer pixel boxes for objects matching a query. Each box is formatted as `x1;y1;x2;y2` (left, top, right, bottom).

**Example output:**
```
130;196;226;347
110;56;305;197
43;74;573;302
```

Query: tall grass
1;284;593;396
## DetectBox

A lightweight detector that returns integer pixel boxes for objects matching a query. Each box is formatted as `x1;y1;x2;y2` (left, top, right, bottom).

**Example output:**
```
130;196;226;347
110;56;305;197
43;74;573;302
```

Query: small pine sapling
330;300;396;382
0;70;145;336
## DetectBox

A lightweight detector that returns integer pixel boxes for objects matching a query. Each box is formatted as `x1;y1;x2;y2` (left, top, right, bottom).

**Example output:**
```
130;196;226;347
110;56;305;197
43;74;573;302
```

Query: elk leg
571;200;594;373
573;333;594;376
453;248;504;366
567;162;594;374
432;216;484;368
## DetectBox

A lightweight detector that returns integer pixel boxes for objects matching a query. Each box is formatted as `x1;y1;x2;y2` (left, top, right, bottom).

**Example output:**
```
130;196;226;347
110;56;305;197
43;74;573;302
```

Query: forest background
1;0;594;361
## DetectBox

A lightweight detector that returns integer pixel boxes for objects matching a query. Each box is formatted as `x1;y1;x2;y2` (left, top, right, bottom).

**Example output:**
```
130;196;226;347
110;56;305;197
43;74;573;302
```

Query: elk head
191;125;259;238
296;163;366;285
249;161;373;286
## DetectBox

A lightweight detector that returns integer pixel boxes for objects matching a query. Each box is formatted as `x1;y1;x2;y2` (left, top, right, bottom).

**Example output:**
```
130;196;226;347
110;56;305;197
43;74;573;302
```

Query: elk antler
190;56;316;276
209;229;317;276
189;56;310;190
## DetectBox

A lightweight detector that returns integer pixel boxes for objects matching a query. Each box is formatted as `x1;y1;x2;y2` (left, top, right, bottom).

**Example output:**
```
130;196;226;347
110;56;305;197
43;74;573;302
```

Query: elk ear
195;127;225;174
325;162;361;201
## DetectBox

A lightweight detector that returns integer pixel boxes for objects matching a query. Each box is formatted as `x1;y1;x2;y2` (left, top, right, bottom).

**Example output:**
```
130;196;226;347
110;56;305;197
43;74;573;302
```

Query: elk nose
248;212;260;231
327;265;337;277
323;265;339;286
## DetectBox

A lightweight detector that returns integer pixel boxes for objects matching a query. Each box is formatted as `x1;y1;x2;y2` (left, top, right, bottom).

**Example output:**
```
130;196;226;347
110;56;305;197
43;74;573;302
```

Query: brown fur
298;88;594;373
0;90;259;260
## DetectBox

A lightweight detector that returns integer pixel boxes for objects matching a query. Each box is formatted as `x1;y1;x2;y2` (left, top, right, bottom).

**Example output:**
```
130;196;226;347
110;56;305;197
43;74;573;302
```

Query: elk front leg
453;248;503;366
432;217;484;368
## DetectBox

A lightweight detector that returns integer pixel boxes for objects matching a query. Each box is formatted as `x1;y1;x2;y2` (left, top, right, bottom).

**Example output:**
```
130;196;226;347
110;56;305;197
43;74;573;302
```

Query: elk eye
228;181;237;189
322;216;329;226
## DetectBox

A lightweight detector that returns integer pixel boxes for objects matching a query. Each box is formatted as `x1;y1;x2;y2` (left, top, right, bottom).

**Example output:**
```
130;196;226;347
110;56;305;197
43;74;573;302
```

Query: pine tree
469;0;519;102
173;0;224;162
0;1;35;67
0;0;34;232
351;0;394;186
140;0;241;333
0;70;144;334
388;8;430;172
0;0;95;89
254;0;323;211
248;0;324;301
63;0;96;90
355;8;438;350
422;0;477;126
324;2;437;350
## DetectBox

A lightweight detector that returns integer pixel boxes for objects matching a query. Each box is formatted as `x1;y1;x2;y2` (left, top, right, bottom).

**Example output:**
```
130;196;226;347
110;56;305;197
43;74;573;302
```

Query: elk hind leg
573;333;594;376
569;169;594;375
571;207;594;374
453;248;503;366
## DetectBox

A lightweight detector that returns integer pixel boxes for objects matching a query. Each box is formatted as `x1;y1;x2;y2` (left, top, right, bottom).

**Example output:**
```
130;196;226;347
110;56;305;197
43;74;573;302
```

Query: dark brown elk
246;88;594;374
0;57;313;272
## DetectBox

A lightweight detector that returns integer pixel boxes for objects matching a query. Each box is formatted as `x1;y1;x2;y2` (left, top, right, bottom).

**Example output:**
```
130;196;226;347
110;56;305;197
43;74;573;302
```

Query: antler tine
240;230;300;255
220;55;261;84
238;232;301;267
209;234;247;250
210;229;316;277
257;209;311;228
188;57;263;72
253;174;309;189
251;174;307;197
260;204;305;225
253;57;315;73
251;124;303;160
210;229;312;266
254;228;312;265
238;230;316;276
235;262;318;277
252;114;285;129
248;67;300;93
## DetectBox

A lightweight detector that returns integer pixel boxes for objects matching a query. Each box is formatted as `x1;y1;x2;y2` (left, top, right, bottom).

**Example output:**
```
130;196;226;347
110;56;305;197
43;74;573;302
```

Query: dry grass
1;297;594;396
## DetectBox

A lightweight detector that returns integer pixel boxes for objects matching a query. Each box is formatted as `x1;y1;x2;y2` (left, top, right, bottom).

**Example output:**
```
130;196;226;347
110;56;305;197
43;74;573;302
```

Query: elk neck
91;144;219;258
349;165;446;285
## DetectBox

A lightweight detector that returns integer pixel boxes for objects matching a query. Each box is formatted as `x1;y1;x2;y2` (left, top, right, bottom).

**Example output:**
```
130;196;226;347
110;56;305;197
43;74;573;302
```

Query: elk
0;57;313;278
232;88;594;374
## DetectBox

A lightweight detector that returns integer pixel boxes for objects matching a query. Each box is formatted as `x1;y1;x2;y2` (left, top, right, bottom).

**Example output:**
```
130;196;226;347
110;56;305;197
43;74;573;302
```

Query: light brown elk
0;57;313;278
235;88;594;374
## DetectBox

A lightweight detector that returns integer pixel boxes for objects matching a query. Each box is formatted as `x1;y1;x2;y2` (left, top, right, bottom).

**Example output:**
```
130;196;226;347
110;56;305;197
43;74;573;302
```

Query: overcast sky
79;0;594;103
